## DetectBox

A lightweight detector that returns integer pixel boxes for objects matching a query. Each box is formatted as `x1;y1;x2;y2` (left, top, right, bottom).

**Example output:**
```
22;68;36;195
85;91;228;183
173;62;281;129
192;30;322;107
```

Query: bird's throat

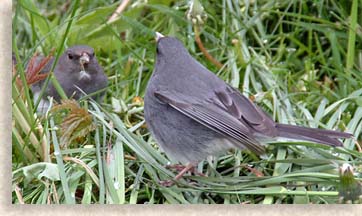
79;70;91;80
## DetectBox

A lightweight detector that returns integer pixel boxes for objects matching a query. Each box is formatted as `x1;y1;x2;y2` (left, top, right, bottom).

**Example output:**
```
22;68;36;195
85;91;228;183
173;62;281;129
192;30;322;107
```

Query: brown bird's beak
79;52;90;65
155;32;164;42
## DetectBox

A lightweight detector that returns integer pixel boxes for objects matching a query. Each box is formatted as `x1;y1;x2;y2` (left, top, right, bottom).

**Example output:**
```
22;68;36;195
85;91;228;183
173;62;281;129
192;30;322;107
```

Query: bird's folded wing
154;89;265;154
214;86;278;136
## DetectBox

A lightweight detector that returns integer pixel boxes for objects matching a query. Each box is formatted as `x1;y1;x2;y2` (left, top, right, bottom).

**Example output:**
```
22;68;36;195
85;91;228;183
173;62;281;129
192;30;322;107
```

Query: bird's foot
166;164;206;177
159;180;175;187
160;163;206;187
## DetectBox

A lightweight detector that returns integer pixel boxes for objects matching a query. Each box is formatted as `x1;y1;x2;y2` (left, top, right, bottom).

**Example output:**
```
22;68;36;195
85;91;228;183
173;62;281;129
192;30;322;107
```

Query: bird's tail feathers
275;123;352;147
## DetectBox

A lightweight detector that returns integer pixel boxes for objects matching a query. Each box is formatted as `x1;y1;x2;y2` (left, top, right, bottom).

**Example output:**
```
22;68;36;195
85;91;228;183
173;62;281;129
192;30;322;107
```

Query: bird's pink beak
155;32;164;42
79;52;90;65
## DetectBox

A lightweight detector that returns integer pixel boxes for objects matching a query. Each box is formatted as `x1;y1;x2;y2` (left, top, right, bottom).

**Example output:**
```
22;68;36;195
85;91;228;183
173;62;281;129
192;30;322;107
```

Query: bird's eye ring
68;53;74;59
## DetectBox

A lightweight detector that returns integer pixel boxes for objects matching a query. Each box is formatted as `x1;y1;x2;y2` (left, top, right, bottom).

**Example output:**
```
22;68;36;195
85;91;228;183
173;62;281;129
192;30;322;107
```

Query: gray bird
144;33;352;181
30;45;108;113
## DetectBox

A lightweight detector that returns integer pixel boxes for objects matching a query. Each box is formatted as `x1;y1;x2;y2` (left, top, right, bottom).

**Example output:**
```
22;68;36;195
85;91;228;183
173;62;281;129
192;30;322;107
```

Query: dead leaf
51;99;96;148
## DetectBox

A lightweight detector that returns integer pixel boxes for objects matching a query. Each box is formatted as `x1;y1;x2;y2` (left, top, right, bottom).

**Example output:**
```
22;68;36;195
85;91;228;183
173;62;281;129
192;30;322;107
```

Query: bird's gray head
155;34;189;61
61;45;98;80
65;45;94;65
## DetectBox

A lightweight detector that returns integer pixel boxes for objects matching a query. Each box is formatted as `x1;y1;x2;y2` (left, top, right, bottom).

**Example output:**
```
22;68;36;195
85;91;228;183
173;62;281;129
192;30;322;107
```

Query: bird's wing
154;87;266;154
213;85;278;136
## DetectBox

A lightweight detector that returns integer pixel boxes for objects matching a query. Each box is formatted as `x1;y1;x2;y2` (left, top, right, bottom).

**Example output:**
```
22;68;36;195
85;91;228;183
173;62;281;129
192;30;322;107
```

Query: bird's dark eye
156;47;160;54
67;53;74;59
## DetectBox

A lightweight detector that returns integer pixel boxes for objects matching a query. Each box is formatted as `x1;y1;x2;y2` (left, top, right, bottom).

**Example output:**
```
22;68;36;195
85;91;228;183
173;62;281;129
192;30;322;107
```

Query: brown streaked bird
144;33;353;185
29;45;108;113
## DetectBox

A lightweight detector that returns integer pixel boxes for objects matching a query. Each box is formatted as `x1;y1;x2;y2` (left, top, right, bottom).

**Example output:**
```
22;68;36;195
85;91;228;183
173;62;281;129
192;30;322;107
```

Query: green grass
12;0;362;204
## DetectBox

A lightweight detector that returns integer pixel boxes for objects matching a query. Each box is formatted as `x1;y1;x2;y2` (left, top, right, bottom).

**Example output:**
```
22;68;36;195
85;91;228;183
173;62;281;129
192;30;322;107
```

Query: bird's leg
174;163;194;180
166;164;206;178
166;164;190;173
160;163;205;187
